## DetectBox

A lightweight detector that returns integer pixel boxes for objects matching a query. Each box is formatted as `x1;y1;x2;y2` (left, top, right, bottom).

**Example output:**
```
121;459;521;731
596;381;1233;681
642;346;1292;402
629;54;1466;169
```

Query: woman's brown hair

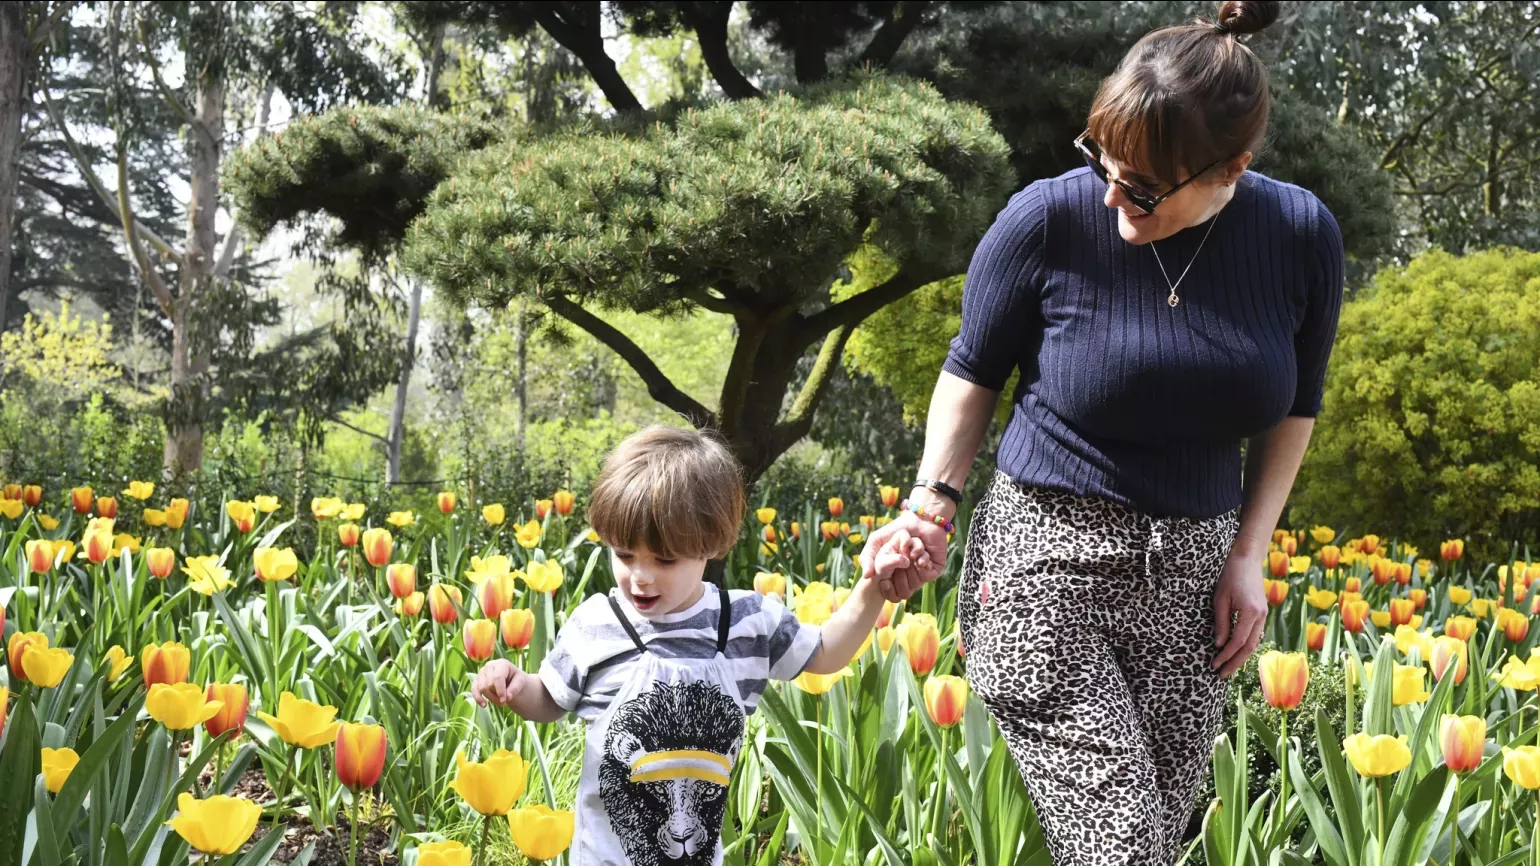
587;425;746;561
1087;0;1281;188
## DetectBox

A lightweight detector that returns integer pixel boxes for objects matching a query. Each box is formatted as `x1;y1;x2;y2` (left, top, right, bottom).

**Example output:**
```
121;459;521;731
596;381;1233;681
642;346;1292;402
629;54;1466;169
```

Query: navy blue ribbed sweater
943;167;1345;519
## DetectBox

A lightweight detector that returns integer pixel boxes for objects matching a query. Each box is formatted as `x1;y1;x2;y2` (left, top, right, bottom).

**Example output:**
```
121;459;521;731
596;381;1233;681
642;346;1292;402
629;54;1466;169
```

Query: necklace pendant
1167;292;1180;307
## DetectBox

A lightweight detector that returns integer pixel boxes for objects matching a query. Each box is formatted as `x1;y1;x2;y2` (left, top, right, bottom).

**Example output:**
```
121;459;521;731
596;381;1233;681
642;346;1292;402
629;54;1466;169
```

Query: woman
859;1;1343;863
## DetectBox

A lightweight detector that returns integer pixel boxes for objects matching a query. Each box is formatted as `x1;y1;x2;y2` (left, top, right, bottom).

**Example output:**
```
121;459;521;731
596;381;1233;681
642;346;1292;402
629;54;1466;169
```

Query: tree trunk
515;298;528;451
683;2;760;100
163;60;223;479
1483;118;1502;218
0;4;31;332
385;278;422;483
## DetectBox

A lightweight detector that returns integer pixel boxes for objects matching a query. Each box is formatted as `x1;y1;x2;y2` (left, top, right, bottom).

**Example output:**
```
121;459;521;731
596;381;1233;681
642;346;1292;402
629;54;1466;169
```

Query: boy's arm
804;577;887;674
501;669;568;724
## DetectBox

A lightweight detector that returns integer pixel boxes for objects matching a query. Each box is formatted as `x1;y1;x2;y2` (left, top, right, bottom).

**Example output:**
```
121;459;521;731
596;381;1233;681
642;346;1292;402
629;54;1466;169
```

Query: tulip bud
464;619;497;662
1504;608;1531;643
1306;622;1326;651
165;498;189;529
361;528;393;567
26;539;53;574
338;522;361;547
1409;588;1427;611
1343;575;1361;593
437;490;457;514
535;499;552;520
508;805;576;861
501;608;535;649
762;525;777;543
1259;651;1310;711
553;490;575;516
387;563;417;599
71;486;93;514
96;496;118;519
103;645;133;682
147;547;176;579
84;528;113;564
1264;579;1288;606
827;497;844;517
1389;598;1416;627
895;614;941;677
1319;545;1341;569
1341;599;1369;633
335;723;387;790
22;485;41;507
1430;636;1468;685
880;485;900;508
429;584;462;624
204;683;249;738
923;675;968;727
141;641;191;688
1280;535;1297;556
396;591;425;617
476;573;516;620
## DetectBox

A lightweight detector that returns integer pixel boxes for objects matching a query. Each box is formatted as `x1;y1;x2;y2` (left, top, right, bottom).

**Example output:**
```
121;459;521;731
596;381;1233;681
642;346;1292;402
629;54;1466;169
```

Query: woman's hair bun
1214;0;1280;36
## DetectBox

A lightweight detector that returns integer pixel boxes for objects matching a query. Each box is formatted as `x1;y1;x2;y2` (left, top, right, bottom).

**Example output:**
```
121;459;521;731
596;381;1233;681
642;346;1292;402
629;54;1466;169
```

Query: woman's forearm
910;371;1002;519
1235;416;1316;557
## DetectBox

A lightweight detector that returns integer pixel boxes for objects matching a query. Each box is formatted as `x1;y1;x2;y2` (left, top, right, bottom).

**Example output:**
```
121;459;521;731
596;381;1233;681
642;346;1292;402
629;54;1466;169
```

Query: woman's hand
1211;544;1268;678
859;510;949;603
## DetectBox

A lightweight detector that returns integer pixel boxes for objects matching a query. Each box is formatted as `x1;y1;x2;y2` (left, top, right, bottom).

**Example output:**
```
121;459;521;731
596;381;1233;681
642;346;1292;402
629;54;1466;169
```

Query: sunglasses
1074;130;1224;215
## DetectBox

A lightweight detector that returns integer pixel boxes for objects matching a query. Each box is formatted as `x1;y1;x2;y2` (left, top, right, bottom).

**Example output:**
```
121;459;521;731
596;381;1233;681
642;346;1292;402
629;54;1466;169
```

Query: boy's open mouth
631;593;659;611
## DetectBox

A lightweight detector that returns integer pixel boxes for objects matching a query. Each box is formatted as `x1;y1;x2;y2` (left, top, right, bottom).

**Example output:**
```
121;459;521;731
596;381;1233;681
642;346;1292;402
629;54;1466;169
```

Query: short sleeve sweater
943;167;1345;519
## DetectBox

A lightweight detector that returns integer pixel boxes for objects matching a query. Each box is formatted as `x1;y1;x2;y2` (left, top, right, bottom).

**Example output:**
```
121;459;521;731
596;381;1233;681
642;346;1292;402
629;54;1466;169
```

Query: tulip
896;614;941;676
523;560;563;593
754;571;787;599
1304;586;1337;610
142;641;191;687
387;510;415;527
924;675;969;727
1386;597;1414;627
312;496;344;520
1264;579;1288;606
396;591;425;617
1307;525;1333;544
501;608;535;649
1344;576;1361;593
1394;625;1433;659
83;528;113;563
338;522;361;547
1344;733;1411;777
0;685;7;733
438;491;457;514
147;683;224;730
1441;615;1476;642
1341;599;1370;633
9;631;47;680
41;747;79;793
335;723;387;790
418;841;472;866
95;496;117;519
1265;550;1287;578
429;584;463;624
147;547;176;578
1442;539;1464;561
1358;534;1380;556
1393;562;1412;586
876;626;896;654
36;513;57;530
70;486;93;513
535;498;552;519
482;503;505;526
507;804;576;860
1437;714;1486;774
476;572;517;619
253;547;299;582
762;525;777;543
794;667;853;695
1505;746;1540;789
450;748;529;815
183;556;234;595
22;484;41;506
205;683;249;738
0;498;20;519
1319;545;1341;569
26;539;53;574
1431;637;1469;685
258;692;344;749
253;495;279;513
1471;598;1496;619
110;533;141;557
1503;608;1531;642
0;605;5;643
1258;651;1309;710
1280;536;1299;557
789;521;801;539
553;490;575;516
1370;556;1394;586
103;645;132;682
1306;622;1326;651
464;619;497;662
22;647;73;687
386;563;417;598
756;507;777;524
514;519;542;549
1494;655;1540;691
826;496;844;518
467;554;513;584
879;485;901;508
342;503;366;521
361;527;393;567
166;793;262;855
3;483;23;499
1389;663;1431;705
1409;588;1427;611
165;498;189;529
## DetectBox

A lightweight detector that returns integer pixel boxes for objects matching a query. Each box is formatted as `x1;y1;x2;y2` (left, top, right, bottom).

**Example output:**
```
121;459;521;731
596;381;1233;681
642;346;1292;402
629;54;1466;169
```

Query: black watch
913;478;963;505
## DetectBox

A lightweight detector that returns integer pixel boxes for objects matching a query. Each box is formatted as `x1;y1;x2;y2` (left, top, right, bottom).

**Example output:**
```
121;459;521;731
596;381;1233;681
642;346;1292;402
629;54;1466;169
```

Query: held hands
472;658;534;708
859;511;950;603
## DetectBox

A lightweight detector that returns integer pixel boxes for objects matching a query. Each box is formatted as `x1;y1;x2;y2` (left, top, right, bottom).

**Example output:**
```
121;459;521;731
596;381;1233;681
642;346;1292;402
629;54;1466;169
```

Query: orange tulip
397;591;425;617
1344;575;1361;593
789;522;801;539
165;498;189;529
535;499;552;520
828;497;844;518
1440;714;1486;773
1389;598;1416;627
1342;599;1370;633
1361;534;1380;556
26;539;53;574
338;523;360;547
1320;545;1342;569
923;675;968;727
1264;579;1289;606
335;723;387;790
463;619;496;662
1430;637;1468;685
896;614;941;677
1441;539;1464;561
204;683;250;738
8;632;47;681
1280;536;1298;556
83;528;113;564
476;573;517;620
1305;622;1326;650
1393;563;1412;586
1258;651;1309;711
96;496;118;519
880;485;900;508
762;525;777;543
1502;609;1530;643
553;490;575;516
20;484;40;506
1370;557;1394;586
1268;550;1289;578
429;584;462;624
1409;588;1427;611
501;608;535;650
387;563;417;599
141;642;191;688
1444;616;1477;642
437;491;457;514
361;528;393;567
70;486;93;514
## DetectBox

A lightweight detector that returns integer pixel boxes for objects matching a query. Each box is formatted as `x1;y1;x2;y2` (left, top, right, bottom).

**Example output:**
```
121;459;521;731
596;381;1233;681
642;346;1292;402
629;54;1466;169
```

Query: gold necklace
1150;211;1221;307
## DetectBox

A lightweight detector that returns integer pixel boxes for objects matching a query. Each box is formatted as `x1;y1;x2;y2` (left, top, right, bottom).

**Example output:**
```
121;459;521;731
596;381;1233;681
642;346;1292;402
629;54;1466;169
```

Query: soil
247;817;400;866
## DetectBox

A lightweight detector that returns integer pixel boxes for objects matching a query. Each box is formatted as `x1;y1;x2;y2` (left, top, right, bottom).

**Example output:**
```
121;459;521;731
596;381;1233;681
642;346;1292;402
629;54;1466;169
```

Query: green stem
348;790;363;866
1533;790;1539;866
214;741;226;793
272;747;296;828
1277;712;1291;841
1377;777;1388;856
1451;774;1459;866
816;698;824;844
476;814;490;866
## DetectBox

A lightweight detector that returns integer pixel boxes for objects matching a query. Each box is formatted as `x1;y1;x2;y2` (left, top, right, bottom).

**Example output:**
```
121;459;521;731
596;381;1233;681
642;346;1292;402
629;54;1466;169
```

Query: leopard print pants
957;471;1241;866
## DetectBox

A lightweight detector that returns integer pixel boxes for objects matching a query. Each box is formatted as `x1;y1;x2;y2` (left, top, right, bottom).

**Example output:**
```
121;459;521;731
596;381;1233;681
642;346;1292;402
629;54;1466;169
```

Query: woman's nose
1103;178;1127;210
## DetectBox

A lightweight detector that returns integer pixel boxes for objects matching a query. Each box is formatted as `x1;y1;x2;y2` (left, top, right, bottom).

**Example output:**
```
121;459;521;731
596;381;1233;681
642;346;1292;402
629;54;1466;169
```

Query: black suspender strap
716;586;732;656
607;592;650;654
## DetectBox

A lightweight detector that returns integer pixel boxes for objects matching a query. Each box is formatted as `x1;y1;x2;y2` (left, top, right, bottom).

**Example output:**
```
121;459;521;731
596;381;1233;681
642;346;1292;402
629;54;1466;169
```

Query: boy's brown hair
587;425;745;560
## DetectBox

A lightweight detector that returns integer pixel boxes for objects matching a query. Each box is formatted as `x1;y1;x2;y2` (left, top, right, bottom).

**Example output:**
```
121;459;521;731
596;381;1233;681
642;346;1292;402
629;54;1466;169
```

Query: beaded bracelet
900;499;955;534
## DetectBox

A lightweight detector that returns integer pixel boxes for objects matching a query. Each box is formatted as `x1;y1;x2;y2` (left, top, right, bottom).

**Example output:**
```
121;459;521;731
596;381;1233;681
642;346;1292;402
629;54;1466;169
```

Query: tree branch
856;0;931;70
541;293;715;428
795;265;941;345
116;138;174;316
328;414;391;445
773;324;852;454
30;0;81;50
137;17;214;152
680;2;761;100
532;5;644;113
688;289;755;318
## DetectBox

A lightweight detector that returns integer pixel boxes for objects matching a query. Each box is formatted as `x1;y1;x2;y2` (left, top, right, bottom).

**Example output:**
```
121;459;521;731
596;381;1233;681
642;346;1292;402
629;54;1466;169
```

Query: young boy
472;425;923;865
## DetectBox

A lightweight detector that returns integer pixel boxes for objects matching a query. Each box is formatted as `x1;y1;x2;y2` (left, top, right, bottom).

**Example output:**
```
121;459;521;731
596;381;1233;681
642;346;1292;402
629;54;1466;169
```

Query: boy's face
610;543;708;619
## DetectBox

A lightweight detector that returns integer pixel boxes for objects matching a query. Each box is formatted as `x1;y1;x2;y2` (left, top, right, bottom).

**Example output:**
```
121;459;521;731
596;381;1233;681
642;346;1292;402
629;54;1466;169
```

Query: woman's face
1098;153;1249;245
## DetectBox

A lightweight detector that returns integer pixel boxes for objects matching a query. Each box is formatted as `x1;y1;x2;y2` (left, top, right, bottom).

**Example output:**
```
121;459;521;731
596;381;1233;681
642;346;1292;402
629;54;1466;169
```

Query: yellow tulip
1390;663;1431;706
449;749;529;815
141;641;190;687
183;555;234;595
146;683;225;731
482;503;505;526
41;747;79;793
877;625;896;654
1448;586;1473;605
756;507;777;524
508;805;576;860
253;547;299;582
110;533;141;557
585;528;600;543
37;513;58;531
514;519;542;549
143;508;167;527
311;497;344;520
553;490;575;516
754;571;787;598
387;510;415;527
1470;598;1496;619
361;527;393;567
535;498;553;519
438;491;457;514
1370;610;1392;629
417;841;473;866
1289;555;1312;574
523;560;563;593
122;480;155;500
1444;615;1477;641
466;554;513;584
1441;714;1486;773
166;793;262;855
1493;655;1540;691
103;645;132;682
1505;746;1540;790
257;692;343;749
1310;525;1335;544
1393;625;1434;660
22;647;73;687
1343;733;1411;777
342;503;366;521
0;498;24;519
1258;651;1309;710
1304;586;1337;610
794;667;852;695
146;547;175;578
225;500;257;533
253;495;279;513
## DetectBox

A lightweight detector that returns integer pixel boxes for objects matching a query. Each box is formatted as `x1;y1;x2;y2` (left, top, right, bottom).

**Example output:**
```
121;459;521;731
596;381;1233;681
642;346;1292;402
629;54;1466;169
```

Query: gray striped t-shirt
538;587;822;721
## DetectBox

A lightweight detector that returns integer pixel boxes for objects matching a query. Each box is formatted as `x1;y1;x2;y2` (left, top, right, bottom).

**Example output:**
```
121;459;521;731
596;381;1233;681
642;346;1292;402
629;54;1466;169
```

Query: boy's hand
472;659;521;707
873;530;930;578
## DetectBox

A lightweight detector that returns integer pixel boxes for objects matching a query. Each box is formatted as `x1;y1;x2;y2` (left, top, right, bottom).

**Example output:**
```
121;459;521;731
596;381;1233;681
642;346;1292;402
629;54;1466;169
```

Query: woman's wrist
907;486;956;520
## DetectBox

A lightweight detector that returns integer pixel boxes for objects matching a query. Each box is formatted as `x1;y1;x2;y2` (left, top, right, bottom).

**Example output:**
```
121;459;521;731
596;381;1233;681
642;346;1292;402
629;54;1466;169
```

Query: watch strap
913;478;963;505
